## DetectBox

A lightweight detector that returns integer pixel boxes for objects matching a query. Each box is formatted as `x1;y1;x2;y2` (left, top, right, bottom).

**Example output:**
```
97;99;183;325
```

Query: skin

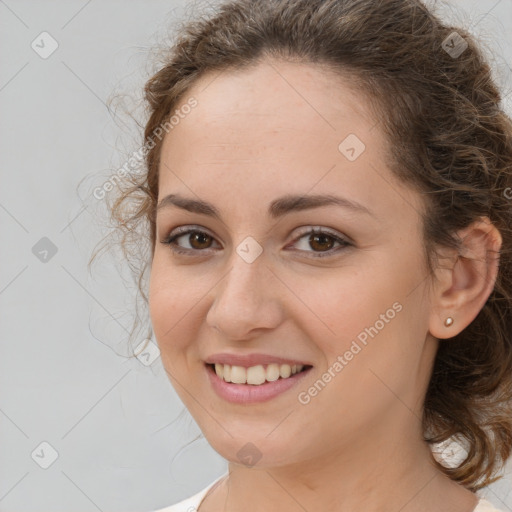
148;58;502;512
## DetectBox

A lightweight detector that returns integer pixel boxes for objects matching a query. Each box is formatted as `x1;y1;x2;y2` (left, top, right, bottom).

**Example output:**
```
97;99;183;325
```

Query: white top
152;473;506;512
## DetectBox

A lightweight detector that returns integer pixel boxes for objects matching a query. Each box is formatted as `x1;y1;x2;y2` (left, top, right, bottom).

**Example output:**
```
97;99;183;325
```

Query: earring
444;317;454;327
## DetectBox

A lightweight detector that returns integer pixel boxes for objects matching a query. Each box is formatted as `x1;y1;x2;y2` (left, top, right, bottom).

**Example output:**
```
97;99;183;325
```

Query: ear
429;216;502;340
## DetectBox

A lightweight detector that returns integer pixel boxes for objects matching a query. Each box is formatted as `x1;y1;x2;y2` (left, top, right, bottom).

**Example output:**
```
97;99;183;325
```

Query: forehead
167;59;379;151
158;59;422;221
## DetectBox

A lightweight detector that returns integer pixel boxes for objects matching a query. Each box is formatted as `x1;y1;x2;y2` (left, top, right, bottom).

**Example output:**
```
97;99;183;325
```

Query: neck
201;412;478;512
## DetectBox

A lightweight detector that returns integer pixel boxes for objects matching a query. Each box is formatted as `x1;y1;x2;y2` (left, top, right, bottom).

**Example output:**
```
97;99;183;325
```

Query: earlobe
429;217;502;340
443;316;454;328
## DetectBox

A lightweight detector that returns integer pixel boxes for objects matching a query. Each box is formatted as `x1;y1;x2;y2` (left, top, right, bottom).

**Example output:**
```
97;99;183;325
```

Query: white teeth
246;365;266;385
266;363;280;382
280;364;291;378
230;365;246;384
213;363;305;385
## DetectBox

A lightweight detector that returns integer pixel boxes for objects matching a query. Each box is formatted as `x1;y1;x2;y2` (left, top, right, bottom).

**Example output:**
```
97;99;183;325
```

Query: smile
212;363;306;385
205;363;313;404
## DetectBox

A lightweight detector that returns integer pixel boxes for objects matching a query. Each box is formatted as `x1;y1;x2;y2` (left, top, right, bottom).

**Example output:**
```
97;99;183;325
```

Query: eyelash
160;225;352;258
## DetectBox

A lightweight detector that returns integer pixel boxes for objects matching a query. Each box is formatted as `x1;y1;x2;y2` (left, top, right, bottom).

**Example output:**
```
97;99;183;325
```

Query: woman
106;0;512;510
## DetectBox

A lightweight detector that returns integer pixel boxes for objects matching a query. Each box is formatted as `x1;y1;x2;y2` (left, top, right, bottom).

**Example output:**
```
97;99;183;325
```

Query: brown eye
189;231;213;249
161;228;219;254
308;233;335;252
291;228;351;258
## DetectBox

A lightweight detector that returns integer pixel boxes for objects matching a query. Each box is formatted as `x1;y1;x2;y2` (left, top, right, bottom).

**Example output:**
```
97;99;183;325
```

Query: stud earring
444;317;454;327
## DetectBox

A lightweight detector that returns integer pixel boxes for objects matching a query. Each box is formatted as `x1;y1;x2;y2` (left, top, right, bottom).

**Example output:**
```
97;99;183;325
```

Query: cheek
289;265;398;350
290;254;418;387
305;259;426;408
148;263;200;349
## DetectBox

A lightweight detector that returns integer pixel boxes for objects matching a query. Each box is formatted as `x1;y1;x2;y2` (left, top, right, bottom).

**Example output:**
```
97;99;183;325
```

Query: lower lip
205;363;312;404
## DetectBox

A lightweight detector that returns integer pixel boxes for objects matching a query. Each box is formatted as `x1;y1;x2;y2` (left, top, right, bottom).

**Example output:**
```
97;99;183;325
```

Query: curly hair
94;0;512;493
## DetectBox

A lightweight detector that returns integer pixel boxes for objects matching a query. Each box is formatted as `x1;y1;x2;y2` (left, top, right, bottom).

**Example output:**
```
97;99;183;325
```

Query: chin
204;431;303;470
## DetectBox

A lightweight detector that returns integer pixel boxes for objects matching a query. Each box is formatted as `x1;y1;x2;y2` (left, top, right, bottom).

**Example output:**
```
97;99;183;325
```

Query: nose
206;249;284;340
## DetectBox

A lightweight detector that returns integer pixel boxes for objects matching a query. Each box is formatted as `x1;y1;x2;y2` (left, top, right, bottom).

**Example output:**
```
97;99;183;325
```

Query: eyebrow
156;193;375;219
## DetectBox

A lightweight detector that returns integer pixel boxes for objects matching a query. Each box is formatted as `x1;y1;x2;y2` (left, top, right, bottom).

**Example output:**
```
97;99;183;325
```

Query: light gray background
1;1;511;511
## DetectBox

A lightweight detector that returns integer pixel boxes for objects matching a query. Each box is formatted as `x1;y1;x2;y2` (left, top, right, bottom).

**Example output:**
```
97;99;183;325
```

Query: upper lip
204;353;312;368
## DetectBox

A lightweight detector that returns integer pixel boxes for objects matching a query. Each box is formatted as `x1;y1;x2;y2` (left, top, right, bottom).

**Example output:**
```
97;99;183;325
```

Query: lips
205;360;313;403
203;352;314;403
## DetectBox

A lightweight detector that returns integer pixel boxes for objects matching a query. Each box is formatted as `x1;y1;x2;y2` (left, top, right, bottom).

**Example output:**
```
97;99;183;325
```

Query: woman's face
149;59;438;468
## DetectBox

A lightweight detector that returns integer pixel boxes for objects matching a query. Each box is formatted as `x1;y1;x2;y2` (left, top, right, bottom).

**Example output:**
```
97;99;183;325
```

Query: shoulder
151;474;227;512
474;497;506;512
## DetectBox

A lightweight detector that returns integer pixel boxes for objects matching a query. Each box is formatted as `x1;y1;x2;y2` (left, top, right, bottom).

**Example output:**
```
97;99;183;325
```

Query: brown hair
94;0;512;492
